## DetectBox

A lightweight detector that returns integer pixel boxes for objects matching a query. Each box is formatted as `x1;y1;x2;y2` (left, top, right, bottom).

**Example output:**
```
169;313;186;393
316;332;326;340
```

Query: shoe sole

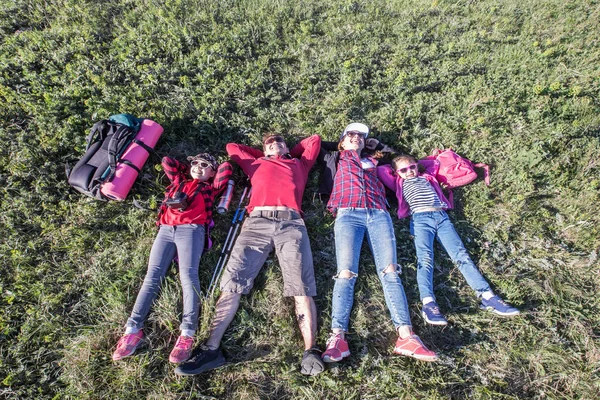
301;354;325;376
322;350;350;363
174;356;226;376
393;348;438;362
421;311;448;326
480;305;520;317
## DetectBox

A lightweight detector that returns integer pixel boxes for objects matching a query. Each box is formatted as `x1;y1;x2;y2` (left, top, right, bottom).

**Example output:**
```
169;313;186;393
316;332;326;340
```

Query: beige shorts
219;210;317;296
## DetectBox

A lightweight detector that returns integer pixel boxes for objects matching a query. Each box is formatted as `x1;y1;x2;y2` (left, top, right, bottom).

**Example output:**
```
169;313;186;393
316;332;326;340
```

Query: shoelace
429;306;442;315
175;337;193;348
326;334;342;346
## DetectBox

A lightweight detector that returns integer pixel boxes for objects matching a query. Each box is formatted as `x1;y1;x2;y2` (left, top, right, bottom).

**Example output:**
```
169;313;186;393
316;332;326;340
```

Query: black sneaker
174;345;226;376
301;347;325;376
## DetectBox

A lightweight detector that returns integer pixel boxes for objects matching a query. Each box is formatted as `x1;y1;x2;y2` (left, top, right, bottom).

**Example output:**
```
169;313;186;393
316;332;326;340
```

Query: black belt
250;210;301;220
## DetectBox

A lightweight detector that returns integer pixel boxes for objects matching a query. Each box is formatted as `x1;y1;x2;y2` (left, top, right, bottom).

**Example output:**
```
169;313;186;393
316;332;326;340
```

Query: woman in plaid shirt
321;123;438;363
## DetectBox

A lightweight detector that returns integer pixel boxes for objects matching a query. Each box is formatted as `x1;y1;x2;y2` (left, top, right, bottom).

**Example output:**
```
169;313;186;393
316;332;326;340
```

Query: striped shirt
402;177;446;214
327;150;387;215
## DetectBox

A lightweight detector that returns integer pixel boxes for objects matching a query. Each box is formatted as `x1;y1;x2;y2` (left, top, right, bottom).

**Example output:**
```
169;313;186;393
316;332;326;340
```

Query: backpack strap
85;120;108;151
105;124;135;182
446;189;454;209
474;163;490;185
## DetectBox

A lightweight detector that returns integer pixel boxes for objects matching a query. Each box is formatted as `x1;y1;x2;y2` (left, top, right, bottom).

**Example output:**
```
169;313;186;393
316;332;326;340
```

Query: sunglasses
396;163;418;174
264;136;285;145
191;159;215;170
344;131;366;139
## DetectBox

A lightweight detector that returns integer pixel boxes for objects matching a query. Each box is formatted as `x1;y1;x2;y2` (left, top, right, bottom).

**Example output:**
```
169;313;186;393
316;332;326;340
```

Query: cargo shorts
219;209;317;297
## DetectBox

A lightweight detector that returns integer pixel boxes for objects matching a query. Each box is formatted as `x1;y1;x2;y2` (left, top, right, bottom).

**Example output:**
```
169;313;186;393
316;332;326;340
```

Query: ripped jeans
330;208;412;332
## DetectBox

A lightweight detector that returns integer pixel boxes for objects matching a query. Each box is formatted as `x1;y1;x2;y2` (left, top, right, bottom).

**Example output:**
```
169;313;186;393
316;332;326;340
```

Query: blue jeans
410;211;491;301
331;208;412;331
126;224;205;333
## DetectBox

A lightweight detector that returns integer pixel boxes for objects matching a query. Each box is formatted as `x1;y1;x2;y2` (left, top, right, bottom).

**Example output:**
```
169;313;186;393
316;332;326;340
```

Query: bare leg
294;296;317;350
205;292;242;350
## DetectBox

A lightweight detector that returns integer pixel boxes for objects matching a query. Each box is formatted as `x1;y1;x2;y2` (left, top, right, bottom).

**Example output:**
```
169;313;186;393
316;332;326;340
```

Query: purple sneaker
421;302;448;326
480;296;520;316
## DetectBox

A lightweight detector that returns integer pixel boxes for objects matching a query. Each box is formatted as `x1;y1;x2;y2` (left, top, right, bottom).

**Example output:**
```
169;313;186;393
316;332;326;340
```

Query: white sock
481;291;495;300
181;329;195;338
124;327;140;335
422;296;435;305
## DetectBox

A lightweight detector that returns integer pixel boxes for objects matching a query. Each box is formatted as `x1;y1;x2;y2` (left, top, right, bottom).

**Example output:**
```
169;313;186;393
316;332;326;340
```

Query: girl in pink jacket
378;154;519;326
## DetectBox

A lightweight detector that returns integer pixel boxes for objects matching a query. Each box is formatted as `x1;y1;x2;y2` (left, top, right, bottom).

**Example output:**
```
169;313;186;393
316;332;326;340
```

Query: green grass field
1;0;599;398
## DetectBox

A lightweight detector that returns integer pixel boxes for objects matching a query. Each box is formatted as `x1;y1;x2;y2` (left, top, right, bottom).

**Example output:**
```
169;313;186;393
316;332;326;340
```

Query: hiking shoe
112;330;144;361
169;336;194;364
322;333;350;363
480;296;520;316
301;347;325;376
174;345;226;376
393;335;438;362
421;302;448;326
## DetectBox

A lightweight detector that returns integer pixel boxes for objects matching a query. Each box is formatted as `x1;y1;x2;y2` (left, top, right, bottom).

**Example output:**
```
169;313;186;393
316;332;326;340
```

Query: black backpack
67;118;140;200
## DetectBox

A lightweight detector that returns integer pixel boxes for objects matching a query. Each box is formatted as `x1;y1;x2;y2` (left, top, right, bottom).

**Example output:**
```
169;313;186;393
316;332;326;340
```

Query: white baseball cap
341;122;369;139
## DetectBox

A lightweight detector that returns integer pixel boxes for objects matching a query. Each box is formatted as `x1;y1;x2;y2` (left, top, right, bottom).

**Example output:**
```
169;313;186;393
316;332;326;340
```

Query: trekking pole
206;185;251;299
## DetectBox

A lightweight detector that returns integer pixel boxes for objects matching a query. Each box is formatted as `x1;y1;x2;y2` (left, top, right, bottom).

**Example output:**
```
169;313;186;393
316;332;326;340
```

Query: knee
334;269;357;280
383;263;402;275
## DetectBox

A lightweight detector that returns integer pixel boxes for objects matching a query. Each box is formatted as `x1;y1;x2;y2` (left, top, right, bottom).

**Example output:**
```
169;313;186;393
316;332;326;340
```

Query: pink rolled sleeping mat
100;119;163;200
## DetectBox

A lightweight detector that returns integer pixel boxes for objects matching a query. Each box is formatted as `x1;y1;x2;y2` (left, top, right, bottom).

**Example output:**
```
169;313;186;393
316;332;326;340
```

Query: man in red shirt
175;133;324;376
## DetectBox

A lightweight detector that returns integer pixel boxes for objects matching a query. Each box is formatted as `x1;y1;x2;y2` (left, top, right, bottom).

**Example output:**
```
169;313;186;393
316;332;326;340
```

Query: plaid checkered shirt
327;150;388;216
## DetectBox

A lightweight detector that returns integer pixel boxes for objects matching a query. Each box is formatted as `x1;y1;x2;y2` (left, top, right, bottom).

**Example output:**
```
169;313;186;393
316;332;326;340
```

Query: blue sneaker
480;296;520;316
421;302;448;326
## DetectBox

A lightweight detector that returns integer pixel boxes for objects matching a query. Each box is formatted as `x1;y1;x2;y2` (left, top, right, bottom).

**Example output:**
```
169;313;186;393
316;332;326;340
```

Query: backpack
67;114;161;201
418;149;490;208
418;149;490;189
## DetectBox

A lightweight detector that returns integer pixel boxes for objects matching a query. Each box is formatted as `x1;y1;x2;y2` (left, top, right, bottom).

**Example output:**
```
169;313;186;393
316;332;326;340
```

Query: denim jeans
126;224;205;333
331;208;412;331
410;211;491;301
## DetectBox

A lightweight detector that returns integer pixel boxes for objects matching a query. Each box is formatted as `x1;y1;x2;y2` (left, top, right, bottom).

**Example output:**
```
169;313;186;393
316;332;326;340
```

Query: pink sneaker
169;336;194;364
112;330;144;361
322;333;350;363
393;334;438;362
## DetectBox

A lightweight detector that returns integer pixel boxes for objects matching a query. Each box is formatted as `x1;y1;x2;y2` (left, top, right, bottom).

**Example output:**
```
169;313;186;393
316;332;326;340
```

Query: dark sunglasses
191;159;215;170
344;131;366;139
396;163;417;174
264;136;285;145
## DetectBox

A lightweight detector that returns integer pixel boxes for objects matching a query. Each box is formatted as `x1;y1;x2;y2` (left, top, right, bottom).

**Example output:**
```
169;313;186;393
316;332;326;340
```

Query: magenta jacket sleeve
376;164;398;191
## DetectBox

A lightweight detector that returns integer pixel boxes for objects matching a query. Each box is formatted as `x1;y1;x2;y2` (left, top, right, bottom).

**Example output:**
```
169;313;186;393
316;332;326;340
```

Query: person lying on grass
377;154;520;326
112;153;232;363
175;133;325;377
320;123;438;363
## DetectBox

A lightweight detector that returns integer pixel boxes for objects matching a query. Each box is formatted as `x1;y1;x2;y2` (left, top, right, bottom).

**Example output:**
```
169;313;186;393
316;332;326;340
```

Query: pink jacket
377;164;452;219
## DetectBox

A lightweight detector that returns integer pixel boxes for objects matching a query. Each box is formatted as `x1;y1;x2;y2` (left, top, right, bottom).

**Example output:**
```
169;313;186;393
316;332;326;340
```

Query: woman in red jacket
112;153;232;363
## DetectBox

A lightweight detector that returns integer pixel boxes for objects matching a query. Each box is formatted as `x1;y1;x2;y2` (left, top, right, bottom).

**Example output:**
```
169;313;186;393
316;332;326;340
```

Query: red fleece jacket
226;135;321;213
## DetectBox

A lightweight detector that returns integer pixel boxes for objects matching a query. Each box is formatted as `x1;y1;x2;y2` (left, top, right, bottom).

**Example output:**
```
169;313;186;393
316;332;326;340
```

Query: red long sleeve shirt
158;157;233;226
226;135;321;213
